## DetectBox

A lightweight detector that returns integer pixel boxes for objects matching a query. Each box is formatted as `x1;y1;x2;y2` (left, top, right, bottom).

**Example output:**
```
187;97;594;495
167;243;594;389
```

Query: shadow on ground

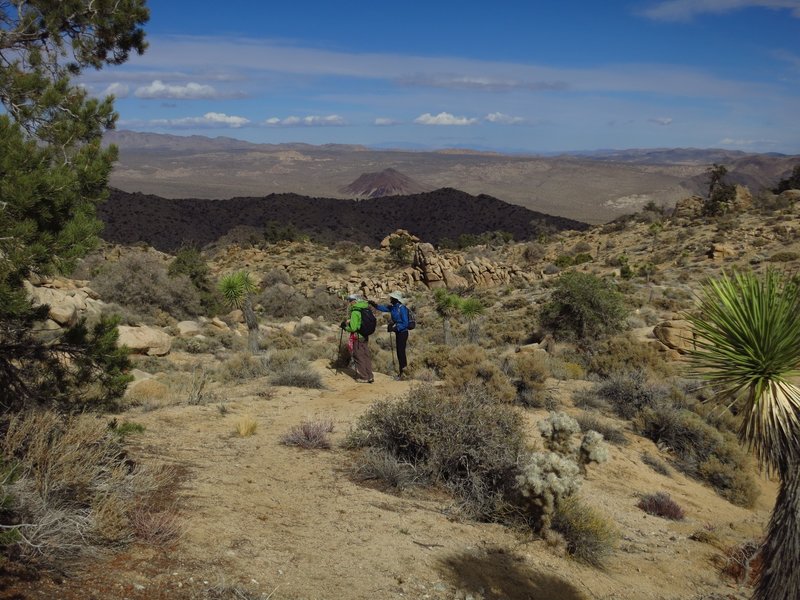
439;546;588;600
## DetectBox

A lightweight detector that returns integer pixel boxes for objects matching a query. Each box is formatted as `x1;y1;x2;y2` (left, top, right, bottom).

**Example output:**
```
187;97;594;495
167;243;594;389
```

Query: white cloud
485;112;526;124
414;112;478;126
135;80;219;99
101;83;130;98
719;137;778;146
264;115;345;127
640;0;800;21
147;112;250;128
649;117;674;125
398;74;568;92
374;117;400;126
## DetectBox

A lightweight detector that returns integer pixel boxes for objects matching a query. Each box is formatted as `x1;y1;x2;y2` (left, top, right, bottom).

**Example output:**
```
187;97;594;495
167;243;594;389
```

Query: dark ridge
99;188;589;252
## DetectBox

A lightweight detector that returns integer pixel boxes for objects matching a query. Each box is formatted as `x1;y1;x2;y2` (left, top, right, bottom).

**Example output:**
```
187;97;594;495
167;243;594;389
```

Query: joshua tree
686;269;800;600
459;297;485;343
218;271;260;353
433;288;461;346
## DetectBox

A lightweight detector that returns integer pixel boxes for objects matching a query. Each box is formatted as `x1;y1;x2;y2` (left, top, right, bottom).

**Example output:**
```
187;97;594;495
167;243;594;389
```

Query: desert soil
0;357;775;600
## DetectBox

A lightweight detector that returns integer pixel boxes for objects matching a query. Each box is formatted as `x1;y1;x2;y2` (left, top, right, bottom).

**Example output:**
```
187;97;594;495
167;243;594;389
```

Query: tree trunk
755;460;800;600
443;317;452;346
242;297;260;354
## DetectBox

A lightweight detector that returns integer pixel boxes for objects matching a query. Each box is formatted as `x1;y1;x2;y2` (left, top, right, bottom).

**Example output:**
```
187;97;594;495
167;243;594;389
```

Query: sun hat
346;293;361;301
388;291;407;304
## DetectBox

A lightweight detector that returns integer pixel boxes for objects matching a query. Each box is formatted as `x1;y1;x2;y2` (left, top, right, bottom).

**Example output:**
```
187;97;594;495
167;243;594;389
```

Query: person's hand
340;320;347;330
368;300;377;308
386;322;395;333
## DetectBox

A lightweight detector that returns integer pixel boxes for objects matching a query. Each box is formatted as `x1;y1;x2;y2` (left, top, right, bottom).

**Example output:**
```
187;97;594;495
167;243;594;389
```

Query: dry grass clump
235;416;258;437
0;411;180;566
551;496;618;567
636;492;685;520
350;448;419;491
575;412;628;446
345;384;524;520
269;361;323;389
216;352;270;383
641;451;671;476
281;419;334;449
441;344;516;403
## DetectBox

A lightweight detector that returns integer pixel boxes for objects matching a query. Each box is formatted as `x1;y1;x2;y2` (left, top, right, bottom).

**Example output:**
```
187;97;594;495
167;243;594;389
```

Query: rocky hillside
99;187;589;252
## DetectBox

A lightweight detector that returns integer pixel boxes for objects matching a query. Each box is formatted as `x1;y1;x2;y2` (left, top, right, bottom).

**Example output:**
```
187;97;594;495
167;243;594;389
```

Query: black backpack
357;306;377;337
405;305;416;330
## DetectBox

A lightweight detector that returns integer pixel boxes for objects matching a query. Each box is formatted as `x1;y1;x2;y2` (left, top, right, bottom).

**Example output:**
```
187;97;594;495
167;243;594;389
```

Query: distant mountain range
104;131;799;224
99;187;589;252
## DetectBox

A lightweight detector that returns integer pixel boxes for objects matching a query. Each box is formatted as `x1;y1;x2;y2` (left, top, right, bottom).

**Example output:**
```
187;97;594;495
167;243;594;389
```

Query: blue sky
85;0;800;154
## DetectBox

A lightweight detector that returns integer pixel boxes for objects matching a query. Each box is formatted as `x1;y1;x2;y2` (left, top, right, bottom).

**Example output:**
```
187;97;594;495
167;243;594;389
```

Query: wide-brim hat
346;294;362;301
388;291;407;304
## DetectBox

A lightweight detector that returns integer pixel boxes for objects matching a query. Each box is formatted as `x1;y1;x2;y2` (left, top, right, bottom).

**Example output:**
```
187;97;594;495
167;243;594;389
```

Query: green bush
92;252;203;320
539;272;627;341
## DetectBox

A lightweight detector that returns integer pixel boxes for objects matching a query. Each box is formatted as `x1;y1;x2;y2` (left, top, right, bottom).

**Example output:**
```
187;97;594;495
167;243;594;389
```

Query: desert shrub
261;268;293;286
349;448;418;491
595;370;671;419
636;406;759;507
641;452;671;476
575;413;628;446
551;496;617;567
554;254;574;268
270;361;323;389
345;384;525;520
0;411;176;566
281;419;334;449
637;492;685;520
328;260;349;274
768;251;800;263
509;352;550;406
172;335;223;354
522;242;546;263
542;263;560;275
539;272;627;341
168;246;220;313
572;388;611;411
441;345;516;402
718;539;763;585
588;334;674;379
91;252;203;321
216;352;270;383
107;419;145;439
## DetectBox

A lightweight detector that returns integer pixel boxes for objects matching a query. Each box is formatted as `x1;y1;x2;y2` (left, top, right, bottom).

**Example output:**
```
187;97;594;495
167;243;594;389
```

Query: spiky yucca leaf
218;271;257;310
686;269;800;473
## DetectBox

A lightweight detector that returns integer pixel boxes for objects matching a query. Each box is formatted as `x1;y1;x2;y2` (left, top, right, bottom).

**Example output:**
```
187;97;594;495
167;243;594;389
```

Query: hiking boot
356;377;374;384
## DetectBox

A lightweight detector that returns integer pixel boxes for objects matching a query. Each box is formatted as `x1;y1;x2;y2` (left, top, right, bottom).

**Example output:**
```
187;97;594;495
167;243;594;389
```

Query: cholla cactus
538;411;580;454
515;451;582;530
579;430;609;468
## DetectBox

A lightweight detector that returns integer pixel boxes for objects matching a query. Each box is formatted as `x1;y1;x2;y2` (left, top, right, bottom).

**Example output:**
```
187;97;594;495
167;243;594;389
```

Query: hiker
340;294;374;383
370;291;411;380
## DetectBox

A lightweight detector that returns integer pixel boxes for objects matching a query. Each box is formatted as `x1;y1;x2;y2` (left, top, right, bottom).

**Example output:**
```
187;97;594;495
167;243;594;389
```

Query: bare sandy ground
2;358;774;600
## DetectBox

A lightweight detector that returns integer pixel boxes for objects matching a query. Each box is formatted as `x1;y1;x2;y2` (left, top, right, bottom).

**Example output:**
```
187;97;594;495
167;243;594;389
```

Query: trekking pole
389;329;396;373
333;327;344;371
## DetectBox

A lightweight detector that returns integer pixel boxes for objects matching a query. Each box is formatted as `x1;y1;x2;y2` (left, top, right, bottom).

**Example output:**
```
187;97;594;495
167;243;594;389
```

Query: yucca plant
218;271;260;353
686;269;800;600
459;297;485;343
433;288;461;346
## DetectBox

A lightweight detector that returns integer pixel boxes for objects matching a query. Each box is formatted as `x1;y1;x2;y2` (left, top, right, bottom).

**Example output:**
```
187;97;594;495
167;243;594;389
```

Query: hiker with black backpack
369;291;414;380
340;294;375;383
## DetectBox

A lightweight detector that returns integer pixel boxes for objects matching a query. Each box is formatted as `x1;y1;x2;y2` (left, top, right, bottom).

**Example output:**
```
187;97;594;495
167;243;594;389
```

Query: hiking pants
395;330;408;375
352;337;373;380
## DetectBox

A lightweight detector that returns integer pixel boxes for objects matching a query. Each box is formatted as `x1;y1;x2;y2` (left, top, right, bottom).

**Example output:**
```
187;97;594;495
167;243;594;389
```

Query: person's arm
369;300;390;313
346;308;362;333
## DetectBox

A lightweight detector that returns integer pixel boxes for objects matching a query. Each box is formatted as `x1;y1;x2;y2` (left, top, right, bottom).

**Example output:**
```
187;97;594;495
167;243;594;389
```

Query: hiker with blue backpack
370;291;414;380
341;294;375;383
